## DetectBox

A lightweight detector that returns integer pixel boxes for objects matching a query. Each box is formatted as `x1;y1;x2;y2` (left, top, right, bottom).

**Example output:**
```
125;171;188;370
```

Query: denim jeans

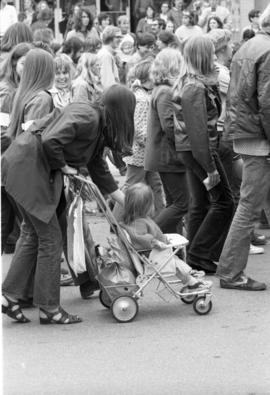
2;207;62;309
155;172;189;234
216;155;270;281
181;152;234;262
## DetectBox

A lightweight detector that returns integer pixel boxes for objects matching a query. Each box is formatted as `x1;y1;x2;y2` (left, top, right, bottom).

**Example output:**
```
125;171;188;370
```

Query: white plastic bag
67;194;86;275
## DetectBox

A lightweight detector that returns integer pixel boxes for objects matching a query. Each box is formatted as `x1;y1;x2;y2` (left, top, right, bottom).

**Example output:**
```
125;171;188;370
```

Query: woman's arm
133;96;148;147
181;83;216;173
155;87;175;144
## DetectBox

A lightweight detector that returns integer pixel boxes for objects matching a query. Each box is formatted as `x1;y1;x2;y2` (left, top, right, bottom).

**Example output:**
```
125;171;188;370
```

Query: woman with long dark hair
173;36;234;274
7;48;54;140
66;6;99;43
2;84;136;324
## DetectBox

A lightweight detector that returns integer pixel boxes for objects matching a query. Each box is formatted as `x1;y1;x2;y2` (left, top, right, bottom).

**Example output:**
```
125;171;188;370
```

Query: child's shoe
190;269;205;278
181;280;212;295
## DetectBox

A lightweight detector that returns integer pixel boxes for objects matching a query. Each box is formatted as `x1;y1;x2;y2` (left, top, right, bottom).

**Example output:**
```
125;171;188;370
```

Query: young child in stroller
121;183;212;294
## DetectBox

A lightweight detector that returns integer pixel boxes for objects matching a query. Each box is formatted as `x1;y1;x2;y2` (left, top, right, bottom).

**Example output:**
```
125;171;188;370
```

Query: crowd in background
0;0;270;325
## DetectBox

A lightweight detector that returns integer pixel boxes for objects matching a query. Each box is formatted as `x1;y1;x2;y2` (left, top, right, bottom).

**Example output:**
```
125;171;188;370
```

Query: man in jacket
216;5;270;291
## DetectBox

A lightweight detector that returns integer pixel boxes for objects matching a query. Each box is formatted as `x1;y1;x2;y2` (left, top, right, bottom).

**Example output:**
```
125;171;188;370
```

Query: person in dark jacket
1;84;136;324
144;48;189;235
173;35;234;274
216;6;270;291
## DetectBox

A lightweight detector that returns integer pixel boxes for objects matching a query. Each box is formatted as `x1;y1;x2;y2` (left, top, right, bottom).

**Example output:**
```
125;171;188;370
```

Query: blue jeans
180;151;234;262
216;155;270;281
2;207;62;309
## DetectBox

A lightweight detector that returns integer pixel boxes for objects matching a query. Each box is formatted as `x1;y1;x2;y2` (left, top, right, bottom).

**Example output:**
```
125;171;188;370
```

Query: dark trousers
2;206;62;309
155;172;189;234
180;151;234;262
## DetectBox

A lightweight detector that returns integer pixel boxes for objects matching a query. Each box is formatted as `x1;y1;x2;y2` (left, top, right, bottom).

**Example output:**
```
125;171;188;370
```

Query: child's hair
130;58;152;89
123;183;155;225
74;52;100;86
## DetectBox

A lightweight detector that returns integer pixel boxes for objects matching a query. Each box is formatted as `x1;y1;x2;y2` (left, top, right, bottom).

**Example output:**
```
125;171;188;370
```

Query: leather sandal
2;295;30;323
39;306;82;325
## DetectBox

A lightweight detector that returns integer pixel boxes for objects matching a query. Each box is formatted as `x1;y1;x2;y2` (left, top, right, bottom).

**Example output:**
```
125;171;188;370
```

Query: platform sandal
2;295;30;323
39;306;82;325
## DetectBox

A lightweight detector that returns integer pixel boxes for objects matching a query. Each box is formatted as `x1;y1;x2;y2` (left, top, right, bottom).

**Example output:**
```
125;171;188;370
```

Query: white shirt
97;46;119;89
0;4;17;38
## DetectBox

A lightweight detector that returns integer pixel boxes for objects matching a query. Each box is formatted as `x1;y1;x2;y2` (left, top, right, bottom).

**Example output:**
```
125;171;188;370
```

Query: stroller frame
72;175;213;323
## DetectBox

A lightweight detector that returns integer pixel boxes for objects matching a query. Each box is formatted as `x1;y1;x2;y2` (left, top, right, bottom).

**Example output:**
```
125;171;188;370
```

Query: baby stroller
68;174;213;323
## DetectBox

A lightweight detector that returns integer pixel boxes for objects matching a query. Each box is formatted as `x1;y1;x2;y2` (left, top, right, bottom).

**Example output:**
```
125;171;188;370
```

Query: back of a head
102;26;120;45
207;28;231;53
75;52;97;79
132;58;152;85
242;28;255;41
123;183;154;225
62;37;84;54
137;32;156;47
33;28;54;45
1;22;33;52
84;36;102;53
184;35;214;75
151;47;184;86
17;48;54;96
259;4;270;32
103;84;136;154
158;30;175;45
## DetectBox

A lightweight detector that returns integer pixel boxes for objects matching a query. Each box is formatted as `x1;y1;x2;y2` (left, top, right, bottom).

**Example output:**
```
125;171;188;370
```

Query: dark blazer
144;84;185;173
2;102;118;223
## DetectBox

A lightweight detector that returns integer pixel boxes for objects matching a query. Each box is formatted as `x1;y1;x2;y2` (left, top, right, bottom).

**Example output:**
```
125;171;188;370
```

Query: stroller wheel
111;296;138;323
99;290;111;309
193;296;212;315
180;286;197;304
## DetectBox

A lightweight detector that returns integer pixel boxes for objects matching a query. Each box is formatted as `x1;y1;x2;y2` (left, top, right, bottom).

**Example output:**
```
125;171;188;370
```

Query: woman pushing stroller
2;83;136;325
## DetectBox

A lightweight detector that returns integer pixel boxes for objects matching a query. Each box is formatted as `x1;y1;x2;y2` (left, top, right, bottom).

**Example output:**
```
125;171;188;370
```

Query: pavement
1;165;270;395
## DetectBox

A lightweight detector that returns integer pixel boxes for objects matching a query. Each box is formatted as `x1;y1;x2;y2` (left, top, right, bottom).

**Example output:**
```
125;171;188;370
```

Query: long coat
1;102;118;223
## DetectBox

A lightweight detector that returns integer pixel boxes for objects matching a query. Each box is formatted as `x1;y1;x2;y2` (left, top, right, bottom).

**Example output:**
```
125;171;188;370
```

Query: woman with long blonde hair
71;52;102;104
173;35;234;274
144;48;189;236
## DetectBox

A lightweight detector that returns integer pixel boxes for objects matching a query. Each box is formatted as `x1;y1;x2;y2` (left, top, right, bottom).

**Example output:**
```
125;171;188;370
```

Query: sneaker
220;276;266;291
181;280;212;294
251;232;266;246
249;244;264;255
190;269;205;278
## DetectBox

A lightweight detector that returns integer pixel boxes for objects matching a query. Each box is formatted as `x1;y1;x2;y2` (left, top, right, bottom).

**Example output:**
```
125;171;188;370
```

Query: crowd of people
1;0;270;325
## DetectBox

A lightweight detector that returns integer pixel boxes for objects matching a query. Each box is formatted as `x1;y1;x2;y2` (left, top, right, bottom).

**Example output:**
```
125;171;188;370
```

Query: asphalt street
1;166;270;395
